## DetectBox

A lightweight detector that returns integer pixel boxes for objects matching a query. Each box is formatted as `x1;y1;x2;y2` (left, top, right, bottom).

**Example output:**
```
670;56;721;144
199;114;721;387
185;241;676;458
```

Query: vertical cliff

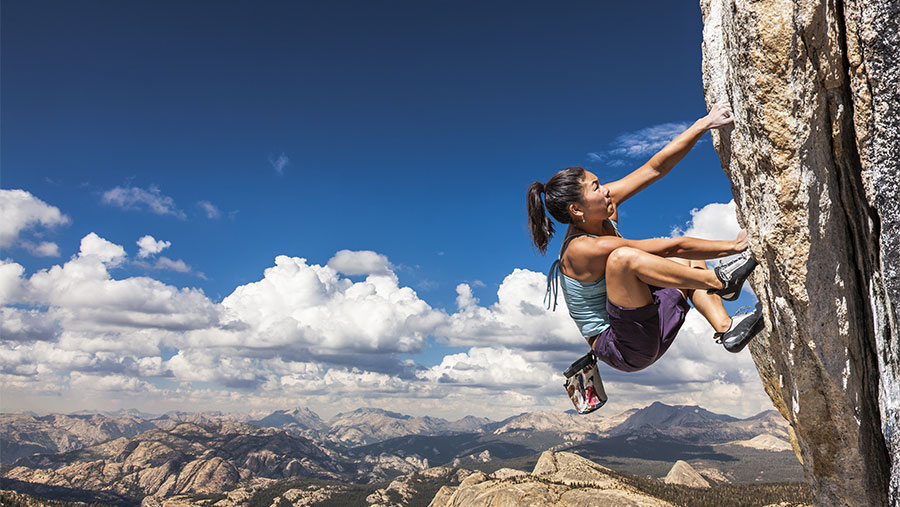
700;0;899;505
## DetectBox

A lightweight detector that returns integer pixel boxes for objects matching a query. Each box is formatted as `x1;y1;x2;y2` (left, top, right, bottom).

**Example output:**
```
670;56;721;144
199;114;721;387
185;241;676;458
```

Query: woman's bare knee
607;246;642;271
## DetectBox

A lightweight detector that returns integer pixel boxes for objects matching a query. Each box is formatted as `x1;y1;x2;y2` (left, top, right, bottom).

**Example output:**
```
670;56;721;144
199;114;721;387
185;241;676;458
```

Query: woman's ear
568;203;583;223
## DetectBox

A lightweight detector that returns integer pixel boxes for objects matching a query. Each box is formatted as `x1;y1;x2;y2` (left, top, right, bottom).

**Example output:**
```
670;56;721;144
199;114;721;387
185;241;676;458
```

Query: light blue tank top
545;220;621;338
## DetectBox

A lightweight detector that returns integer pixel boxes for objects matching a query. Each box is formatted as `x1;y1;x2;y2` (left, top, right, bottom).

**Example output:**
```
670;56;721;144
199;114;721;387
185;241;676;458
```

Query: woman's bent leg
605;247;722;309
665;257;694;301
685;260;732;333
667;257;732;333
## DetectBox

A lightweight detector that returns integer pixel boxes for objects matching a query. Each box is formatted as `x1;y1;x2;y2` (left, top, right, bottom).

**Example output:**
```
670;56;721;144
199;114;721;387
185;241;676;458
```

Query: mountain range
0;402;803;505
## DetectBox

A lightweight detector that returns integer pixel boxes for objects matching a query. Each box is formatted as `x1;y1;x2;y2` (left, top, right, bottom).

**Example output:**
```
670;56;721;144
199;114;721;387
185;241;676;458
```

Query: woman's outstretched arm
606;103;734;206
573;230;748;261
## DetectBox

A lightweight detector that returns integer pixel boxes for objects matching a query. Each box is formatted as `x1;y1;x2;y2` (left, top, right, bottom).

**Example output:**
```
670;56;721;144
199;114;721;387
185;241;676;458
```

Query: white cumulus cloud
79;232;127;266
135;236;193;274
22;233;218;330
420;347;557;388
327;249;393;276
210;255;443;356
0;189;70;248
69;372;159;393
0;307;59;342
438;269;582;351
0;261;26;306
137;235;171;258
455;284;478;310
670;200;746;268
671;200;740;240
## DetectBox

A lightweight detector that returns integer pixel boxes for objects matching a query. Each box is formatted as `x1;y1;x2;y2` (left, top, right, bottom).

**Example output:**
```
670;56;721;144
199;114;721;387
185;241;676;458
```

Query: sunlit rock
701;0;899;505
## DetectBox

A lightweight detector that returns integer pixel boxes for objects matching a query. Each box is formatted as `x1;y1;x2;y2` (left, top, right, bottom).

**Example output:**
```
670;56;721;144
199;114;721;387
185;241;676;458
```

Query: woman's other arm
606;103;734;206
579;230;748;261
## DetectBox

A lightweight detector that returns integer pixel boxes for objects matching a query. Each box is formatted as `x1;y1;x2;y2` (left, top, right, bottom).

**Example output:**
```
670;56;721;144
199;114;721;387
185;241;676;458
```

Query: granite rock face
428;451;672;507
664;460;710;489
700;0;899;505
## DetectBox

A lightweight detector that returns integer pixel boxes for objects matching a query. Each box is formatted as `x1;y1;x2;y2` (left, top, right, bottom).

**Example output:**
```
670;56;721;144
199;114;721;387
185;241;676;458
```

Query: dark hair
526;166;586;254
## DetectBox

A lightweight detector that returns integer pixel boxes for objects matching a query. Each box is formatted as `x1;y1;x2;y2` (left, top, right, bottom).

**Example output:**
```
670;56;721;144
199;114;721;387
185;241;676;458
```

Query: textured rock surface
367;466;474;506
663;460;710;489
700;0;899;505
428;451;672;507
730;434;793;452
694;467;730;484
356;453;430;482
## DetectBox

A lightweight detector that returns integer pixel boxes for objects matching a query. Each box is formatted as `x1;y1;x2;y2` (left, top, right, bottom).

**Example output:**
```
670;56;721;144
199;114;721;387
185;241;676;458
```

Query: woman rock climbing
527;103;764;373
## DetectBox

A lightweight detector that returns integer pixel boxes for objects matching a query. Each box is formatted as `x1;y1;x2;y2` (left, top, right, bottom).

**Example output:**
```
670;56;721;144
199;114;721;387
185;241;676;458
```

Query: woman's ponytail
527;181;554;254
526;166;586;255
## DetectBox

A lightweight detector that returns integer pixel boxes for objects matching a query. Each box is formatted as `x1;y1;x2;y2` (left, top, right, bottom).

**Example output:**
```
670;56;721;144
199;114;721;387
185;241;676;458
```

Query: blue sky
1;1;766;419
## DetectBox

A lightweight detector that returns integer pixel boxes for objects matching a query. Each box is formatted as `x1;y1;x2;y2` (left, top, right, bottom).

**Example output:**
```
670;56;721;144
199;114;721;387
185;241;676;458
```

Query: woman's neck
571;219;612;236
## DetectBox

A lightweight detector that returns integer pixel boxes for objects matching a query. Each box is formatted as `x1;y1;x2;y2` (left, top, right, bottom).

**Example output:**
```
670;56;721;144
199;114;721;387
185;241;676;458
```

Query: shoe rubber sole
722;309;765;353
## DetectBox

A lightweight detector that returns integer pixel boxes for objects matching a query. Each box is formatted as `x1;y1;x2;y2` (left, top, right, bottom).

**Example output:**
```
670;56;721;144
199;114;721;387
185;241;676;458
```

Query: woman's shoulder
567;234;620;255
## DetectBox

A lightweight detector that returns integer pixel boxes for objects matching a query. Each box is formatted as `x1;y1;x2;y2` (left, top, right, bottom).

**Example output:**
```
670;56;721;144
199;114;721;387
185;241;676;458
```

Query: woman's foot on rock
714;302;765;353
708;251;758;301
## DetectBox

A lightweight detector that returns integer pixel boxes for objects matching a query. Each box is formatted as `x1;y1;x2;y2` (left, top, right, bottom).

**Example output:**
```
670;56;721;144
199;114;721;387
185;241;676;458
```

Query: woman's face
575;170;614;222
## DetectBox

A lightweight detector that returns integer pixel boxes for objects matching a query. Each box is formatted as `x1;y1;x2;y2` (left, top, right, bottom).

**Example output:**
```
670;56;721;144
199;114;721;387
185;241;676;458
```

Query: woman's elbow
665;239;687;258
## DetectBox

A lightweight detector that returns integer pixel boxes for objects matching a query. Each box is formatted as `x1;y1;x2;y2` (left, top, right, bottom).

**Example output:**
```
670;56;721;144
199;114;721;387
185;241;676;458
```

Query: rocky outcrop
730;434;793;452
490;409;634;439
700;1;899;505
138;479;270;507
0;490;96;507
664;460;710;489
428;451;672;507
367;466;475;506
356;452;430;482
694;467;731;484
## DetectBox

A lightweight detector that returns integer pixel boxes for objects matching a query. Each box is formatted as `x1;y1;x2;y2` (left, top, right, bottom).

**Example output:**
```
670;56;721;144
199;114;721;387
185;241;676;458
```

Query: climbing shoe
714;302;765;353
708;251;757;301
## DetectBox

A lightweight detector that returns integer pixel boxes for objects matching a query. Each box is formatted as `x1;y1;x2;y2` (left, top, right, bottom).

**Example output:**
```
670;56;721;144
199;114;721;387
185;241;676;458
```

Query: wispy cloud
588;121;693;167
133;256;202;277
197;200;221;219
269;153;290;175
153;256;192;273
22;241;61;257
101;185;186;219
